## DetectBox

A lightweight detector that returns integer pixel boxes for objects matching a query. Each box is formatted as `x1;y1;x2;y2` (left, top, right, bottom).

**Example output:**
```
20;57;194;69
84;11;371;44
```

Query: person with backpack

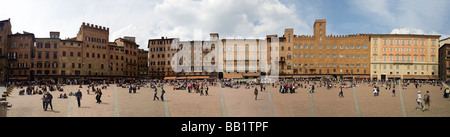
423;91;431;111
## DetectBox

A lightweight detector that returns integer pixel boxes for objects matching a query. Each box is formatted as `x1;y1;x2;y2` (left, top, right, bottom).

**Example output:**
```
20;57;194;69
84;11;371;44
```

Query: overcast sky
1;0;449;49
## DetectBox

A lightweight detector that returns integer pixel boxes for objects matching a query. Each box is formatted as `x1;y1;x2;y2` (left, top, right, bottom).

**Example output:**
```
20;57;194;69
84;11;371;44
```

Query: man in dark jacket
44;92;53;111
75;89;82;107
153;87;159;101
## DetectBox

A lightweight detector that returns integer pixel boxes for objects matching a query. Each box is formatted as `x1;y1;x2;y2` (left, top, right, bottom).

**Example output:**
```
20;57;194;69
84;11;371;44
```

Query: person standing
129;86;132;93
75;89;82;107
254;87;258;100
153;87;159;101
44;92;53;111
42;93;47;110
392;85;396;97
205;85;209;96
423;91;431;111
308;85;312;93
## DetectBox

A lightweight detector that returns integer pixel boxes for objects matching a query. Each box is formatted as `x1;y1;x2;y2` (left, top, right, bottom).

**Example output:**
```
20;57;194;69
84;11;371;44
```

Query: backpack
424;94;430;102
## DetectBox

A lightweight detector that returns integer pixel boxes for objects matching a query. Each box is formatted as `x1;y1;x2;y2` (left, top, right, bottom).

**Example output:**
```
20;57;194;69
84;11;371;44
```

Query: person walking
416;91;424;111
254;87;258;100
75;89;82;107
44;92;53;111
161;87;165;101
205;86;209;96
96;89;102;104
153;87;159;101
423;91;431;111
338;86;344;98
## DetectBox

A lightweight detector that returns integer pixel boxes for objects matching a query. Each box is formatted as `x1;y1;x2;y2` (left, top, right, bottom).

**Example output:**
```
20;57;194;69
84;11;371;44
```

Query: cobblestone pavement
5;83;450;117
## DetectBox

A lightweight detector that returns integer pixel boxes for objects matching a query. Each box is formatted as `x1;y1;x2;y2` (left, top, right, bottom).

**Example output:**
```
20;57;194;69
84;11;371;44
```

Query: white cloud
0;0;313;49
152;0;309;40
390;28;450;40
349;0;450;37
390;28;425;35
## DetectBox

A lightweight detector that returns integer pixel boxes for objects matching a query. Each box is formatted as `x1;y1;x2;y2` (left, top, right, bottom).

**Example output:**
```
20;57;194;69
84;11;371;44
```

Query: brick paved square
4;82;450;117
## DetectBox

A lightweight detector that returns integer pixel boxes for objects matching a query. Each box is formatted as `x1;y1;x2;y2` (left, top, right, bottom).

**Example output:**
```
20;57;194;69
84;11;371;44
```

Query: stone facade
148;37;179;79
270;19;371;79
370;34;440;81
6;32;35;81
0;19;147;83
0;19;12;83
439;38;450;81
138;49;149;78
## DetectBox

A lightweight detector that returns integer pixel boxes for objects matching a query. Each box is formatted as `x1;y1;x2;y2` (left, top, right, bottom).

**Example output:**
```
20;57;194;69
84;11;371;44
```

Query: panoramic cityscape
1;0;450;118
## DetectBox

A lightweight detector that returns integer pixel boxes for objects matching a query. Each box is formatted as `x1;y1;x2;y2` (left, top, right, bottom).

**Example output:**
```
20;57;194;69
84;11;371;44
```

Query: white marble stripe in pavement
308;92;316;117
219;86;227;117
266;84;277;117
163;85;170;117
113;85;119;117
399;83;408;117
66;85;75;117
353;87;361;117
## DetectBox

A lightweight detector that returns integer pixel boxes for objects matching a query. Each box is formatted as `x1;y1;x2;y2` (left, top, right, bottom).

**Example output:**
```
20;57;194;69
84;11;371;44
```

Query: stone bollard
0;101;8;117
0;97;5;101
